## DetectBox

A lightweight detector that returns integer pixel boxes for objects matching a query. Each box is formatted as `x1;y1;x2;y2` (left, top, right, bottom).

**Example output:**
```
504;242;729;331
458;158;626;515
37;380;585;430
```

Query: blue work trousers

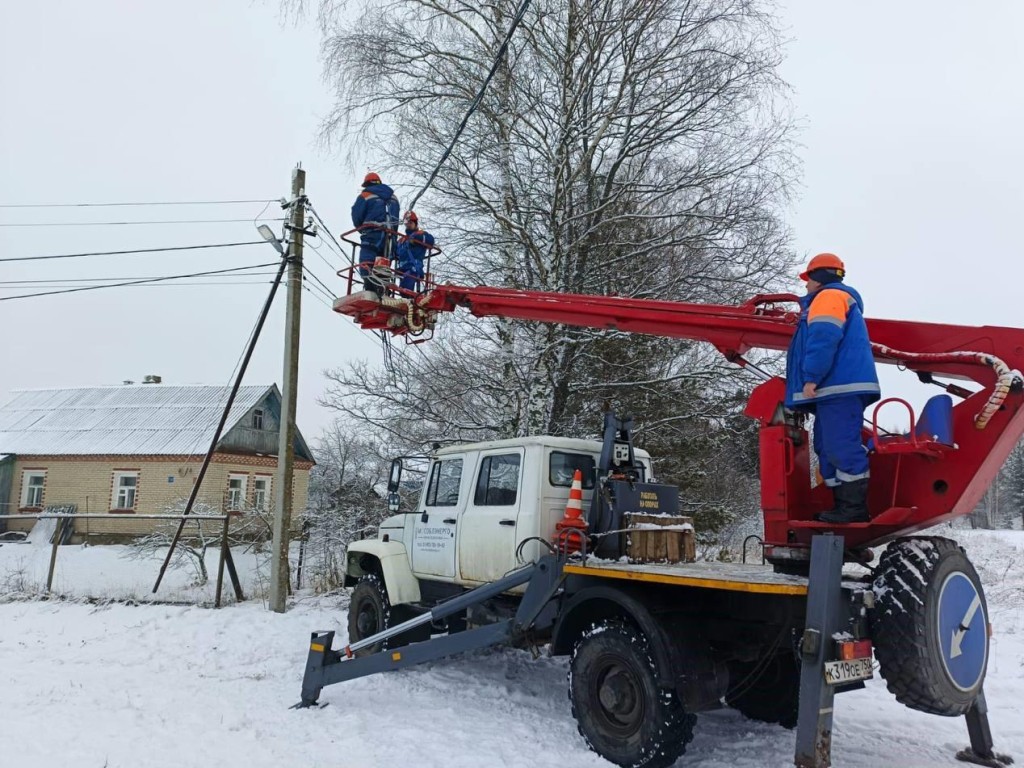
812;395;870;486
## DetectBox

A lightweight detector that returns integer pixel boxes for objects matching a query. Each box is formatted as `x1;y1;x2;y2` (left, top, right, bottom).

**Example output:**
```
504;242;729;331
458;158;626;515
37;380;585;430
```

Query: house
0;383;314;541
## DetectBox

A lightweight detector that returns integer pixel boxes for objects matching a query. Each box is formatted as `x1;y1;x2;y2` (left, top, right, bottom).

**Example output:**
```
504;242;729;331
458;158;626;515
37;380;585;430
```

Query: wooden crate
624;513;696;563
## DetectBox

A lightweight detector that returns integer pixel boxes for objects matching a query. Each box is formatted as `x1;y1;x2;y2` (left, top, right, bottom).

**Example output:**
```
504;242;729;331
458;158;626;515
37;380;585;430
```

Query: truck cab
344;436;653;613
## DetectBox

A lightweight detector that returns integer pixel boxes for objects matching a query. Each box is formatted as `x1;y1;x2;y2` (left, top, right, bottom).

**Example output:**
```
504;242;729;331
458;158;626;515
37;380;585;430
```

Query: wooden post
215;515;229;608
45;517;63;594
270;165;306;613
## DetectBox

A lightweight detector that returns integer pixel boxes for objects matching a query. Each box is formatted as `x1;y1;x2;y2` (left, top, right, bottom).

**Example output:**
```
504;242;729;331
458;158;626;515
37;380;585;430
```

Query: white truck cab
345;436;653;608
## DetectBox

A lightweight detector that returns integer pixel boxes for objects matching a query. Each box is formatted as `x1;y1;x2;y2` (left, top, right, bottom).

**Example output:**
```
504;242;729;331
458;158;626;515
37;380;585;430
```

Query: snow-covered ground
1;530;1022;768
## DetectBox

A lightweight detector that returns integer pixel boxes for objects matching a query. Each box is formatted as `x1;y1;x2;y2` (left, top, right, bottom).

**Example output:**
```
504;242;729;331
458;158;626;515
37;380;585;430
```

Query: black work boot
816;479;870;524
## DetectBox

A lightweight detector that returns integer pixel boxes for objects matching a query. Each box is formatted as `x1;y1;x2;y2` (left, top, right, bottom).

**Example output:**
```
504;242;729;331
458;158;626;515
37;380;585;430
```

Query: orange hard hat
799;252;845;281
362;171;382;187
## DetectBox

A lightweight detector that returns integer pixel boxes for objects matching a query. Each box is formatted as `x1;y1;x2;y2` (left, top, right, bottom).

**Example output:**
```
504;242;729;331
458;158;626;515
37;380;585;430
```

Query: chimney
142;375;163;384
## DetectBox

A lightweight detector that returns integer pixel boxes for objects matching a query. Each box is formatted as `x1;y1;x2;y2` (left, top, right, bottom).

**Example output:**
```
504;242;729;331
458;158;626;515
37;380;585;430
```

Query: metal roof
0;384;276;456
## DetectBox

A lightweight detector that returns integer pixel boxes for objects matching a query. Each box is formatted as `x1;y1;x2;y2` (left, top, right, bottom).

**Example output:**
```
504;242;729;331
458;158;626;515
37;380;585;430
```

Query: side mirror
387;491;401;514
387;458;403;493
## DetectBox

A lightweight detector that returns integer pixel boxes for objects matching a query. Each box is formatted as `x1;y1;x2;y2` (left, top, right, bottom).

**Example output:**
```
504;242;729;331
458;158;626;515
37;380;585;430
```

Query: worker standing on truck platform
396;211;434;293
350;171;400;295
785;253;880;524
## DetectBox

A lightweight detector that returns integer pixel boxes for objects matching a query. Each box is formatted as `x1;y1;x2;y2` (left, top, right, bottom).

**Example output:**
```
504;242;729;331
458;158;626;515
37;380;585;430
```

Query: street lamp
257;224;285;255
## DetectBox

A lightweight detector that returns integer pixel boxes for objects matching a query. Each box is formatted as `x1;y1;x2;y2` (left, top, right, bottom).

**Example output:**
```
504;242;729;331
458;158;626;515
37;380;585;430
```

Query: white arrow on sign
950;592;982;659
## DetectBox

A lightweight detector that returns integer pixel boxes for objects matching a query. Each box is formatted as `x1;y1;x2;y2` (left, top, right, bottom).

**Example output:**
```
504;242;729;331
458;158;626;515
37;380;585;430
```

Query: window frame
424;458;464;507
20;470;46;510
548;451;597;489
111;471;140;512
252;408;264;430
227;473;248;512
252;475;271;511
473;453;522;507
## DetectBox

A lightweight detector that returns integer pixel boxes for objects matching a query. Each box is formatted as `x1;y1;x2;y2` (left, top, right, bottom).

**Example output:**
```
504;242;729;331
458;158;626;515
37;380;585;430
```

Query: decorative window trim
19;469;47;511
252;408;265;430
251;474;272;512
227;473;248;513
110;470;140;512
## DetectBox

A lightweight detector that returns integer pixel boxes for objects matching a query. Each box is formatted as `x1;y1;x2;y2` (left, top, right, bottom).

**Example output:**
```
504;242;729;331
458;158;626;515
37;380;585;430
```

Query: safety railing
336;223;442;300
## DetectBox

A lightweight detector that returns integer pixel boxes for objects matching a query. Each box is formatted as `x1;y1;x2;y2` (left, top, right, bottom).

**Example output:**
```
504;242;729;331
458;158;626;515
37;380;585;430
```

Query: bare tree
129;500;271;586
302;420;411;589
296;0;797;533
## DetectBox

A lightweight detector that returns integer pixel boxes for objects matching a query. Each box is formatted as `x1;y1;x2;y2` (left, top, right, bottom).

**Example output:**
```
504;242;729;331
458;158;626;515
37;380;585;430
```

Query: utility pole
270;165;306;613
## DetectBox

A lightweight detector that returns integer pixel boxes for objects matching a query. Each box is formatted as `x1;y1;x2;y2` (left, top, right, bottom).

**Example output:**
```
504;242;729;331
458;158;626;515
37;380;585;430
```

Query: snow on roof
0;384;275;456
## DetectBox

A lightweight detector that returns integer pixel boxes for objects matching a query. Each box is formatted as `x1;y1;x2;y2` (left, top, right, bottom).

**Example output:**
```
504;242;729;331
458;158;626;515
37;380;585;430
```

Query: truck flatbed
564;559;809;595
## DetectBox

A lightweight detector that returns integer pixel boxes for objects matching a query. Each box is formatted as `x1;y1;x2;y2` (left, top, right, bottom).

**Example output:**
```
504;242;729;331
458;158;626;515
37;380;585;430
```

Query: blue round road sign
936;571;988;693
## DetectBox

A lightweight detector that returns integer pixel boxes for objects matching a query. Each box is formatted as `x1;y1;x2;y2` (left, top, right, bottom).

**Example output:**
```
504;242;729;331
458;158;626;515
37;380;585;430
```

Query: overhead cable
406;0;532;211
0;199;278;208
0;262;280;302
0;218;286;228
0;241;265;263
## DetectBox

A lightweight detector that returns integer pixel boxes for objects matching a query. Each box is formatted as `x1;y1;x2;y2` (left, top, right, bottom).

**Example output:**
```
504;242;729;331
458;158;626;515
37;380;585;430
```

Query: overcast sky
2;0;1022;440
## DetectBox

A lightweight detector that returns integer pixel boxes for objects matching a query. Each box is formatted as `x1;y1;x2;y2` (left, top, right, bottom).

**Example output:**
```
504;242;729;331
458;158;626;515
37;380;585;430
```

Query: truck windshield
549;452;596;489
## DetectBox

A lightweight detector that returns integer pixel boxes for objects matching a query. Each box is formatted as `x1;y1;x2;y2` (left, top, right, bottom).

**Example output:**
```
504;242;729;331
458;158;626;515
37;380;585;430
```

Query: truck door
412;455;466;579
458;450;524;583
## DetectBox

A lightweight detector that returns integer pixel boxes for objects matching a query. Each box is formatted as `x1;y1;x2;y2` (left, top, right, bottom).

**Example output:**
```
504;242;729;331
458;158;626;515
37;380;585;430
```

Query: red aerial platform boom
333;272;1024;562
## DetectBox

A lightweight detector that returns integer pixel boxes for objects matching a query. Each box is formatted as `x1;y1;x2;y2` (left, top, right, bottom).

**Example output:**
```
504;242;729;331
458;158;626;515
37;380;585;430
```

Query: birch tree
299;0;797;528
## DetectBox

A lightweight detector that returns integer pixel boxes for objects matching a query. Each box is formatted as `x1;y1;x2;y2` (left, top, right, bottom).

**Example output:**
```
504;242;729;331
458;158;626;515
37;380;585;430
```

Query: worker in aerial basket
350;171;400;295
785;253;880;524
396;210;435;293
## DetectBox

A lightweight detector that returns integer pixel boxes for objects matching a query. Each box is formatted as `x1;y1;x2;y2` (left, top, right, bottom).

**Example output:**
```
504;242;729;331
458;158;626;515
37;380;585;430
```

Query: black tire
569;621;696;768
871;536;989;716
347;573;429;657
725;654;800;729
348;573;391;657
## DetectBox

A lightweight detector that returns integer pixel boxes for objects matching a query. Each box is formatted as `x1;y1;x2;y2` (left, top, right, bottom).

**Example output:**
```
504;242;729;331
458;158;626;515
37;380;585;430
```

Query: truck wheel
348;573;430;656
871;537;989;716
725;654;800;729
348;573;392;656
569;621;696;768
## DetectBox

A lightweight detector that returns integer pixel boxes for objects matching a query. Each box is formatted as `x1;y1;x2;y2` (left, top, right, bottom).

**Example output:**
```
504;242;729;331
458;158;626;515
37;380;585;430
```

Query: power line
0;262;280;302
0;270;277;285
0;218;286;228
406;0;532;211
0;281;275;290
0;199;279;209
0;241;265;263
302;264;339;302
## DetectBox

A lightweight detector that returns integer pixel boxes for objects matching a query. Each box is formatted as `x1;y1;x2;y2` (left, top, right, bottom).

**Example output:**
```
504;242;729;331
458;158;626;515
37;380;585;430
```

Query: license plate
823;657;873;685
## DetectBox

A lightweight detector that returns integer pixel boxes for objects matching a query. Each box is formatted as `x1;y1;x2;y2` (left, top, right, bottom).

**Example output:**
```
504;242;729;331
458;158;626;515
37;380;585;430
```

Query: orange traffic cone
555;469;588;554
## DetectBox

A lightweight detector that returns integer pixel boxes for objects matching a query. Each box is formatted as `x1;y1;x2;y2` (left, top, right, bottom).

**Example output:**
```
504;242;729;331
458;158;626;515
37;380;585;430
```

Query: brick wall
5;454;312;539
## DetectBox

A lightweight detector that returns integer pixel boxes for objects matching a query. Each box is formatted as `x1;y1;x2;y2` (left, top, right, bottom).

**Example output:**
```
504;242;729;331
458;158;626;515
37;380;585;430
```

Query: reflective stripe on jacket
785;283;880;409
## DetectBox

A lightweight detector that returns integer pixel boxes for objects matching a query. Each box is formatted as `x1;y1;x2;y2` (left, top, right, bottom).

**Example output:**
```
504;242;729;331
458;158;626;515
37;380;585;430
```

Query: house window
112;472;139;510
252;409;264;430
252;476;271;511
227;474;248;511
21;471;46;509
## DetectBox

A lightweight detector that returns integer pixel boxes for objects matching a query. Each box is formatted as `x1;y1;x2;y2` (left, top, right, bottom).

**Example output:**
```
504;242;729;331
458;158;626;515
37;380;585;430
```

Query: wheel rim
355;599;380;639
590;653;645;736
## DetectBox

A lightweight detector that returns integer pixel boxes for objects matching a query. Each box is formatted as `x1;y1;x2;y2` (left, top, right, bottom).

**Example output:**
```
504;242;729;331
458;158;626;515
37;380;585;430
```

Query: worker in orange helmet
785;253;880;524
350;171;400;295
396;211;435;293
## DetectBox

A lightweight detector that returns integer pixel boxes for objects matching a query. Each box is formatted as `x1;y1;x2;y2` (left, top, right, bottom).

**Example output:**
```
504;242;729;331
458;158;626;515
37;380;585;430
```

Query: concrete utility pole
270;165;306;613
